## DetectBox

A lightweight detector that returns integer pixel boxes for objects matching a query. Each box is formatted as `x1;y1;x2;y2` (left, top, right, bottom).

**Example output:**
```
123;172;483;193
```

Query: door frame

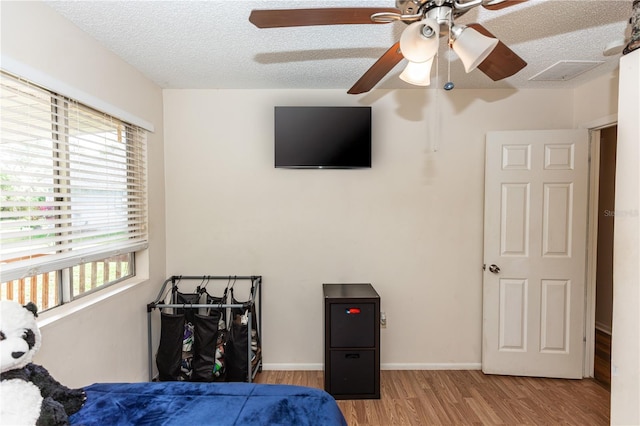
581;114;617;378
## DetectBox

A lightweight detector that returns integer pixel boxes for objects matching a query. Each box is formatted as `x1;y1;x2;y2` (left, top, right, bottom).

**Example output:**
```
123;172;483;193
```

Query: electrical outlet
380;311;387;328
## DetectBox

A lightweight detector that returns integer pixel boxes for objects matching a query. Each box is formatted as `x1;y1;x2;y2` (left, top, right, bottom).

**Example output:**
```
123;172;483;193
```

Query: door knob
488;264;501;274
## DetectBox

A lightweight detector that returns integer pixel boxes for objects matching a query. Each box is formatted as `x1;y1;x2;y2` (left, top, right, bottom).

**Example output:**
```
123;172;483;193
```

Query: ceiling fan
249;0;528;94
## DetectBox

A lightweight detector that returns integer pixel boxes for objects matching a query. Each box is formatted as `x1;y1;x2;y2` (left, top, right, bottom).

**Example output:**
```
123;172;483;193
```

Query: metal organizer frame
147;275;262;383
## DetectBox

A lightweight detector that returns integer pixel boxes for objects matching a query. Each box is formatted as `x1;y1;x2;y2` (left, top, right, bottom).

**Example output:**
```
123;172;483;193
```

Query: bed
69;381;347;426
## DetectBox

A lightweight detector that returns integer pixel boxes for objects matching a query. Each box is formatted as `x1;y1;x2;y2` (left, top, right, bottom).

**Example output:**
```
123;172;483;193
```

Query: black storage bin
329;350;375;396
330;303;375;348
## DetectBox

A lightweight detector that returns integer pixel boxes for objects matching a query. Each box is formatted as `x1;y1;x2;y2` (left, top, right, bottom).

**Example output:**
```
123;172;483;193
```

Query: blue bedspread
70;382;347;426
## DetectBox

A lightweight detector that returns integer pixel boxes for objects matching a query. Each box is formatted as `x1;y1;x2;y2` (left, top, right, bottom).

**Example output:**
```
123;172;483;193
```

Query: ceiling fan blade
468;23;527;81
483;1;528;11
249;8;400;28
347;42;404;95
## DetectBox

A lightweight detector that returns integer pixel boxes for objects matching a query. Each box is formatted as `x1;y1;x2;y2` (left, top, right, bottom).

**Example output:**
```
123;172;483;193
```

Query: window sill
37;276;146;328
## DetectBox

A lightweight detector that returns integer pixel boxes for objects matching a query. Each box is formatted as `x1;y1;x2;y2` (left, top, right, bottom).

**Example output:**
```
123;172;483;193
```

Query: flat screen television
274;106;371;169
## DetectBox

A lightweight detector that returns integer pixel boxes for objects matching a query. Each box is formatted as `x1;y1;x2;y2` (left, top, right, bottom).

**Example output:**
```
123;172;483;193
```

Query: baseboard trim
263;364;323;371
261;363;482;371
595;321;612;335
381;363;482;370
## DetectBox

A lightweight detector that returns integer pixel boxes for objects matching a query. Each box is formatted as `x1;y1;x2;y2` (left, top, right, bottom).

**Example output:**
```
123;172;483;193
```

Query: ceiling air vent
529;60;605;81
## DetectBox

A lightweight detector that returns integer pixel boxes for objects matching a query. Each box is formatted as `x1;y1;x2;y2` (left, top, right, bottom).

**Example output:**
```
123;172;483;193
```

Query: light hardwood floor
254;370;610;425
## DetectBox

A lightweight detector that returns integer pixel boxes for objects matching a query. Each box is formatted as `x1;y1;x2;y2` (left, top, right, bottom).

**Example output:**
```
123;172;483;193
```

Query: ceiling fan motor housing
396;1;480;35
395;0;426;16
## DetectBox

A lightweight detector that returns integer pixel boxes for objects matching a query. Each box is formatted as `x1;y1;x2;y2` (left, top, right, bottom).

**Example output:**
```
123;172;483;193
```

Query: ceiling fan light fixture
400;19;440;63
399;58;434;86
452;26;499;73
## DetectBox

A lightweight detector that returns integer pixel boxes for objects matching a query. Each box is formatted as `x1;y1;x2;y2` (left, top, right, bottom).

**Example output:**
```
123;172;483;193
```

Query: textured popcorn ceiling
44;0;632;91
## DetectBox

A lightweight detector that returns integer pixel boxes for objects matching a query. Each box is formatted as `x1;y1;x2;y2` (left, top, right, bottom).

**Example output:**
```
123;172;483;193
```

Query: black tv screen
274;106;371;169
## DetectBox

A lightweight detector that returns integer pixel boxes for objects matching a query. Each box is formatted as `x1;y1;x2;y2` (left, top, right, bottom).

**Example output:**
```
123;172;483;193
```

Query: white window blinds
0;71;148;282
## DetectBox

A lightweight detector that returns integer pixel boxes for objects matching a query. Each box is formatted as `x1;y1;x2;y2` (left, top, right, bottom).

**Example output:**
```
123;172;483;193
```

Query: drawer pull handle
345;308;361;314
345;353;360;359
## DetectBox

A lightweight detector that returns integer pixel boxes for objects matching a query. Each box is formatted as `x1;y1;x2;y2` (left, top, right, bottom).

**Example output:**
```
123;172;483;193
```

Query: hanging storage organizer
147;275;262;383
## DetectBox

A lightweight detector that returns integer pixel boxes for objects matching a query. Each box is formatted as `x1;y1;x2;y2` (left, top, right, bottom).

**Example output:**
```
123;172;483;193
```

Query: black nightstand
323;283;380;400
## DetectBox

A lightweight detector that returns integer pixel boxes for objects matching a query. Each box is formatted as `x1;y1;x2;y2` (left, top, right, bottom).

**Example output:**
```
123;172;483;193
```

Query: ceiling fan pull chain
445;10;454;91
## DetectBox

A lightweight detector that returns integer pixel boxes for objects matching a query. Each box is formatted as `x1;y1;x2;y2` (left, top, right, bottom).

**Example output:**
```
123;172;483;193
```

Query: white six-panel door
483;129;589;379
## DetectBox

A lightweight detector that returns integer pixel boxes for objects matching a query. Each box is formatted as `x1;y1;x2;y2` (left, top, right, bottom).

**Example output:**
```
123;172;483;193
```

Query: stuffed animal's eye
0;331;5;341
23;329;36;349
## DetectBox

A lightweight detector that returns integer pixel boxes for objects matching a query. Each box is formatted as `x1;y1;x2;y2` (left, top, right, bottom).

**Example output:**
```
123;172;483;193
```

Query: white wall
572;56;639;424
610;50;640;425
572;69;619;127
163;88;575;369
1;1;166;387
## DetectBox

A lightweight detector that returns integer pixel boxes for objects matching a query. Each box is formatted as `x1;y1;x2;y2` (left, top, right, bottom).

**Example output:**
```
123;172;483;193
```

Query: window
0;71;148;311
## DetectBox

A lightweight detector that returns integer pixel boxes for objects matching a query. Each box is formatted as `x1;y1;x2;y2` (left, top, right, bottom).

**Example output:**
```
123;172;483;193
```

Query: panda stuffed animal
0;300;85;425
